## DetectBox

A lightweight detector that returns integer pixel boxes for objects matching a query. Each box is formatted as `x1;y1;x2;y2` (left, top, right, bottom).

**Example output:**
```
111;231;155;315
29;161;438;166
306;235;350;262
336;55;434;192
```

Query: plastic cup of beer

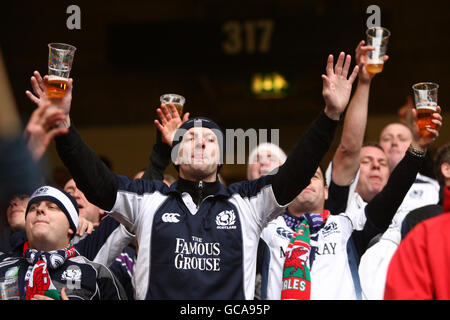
160;94;185;116
0;276;20;300
47;43;76;98
365;27;390;74
412;82;439;137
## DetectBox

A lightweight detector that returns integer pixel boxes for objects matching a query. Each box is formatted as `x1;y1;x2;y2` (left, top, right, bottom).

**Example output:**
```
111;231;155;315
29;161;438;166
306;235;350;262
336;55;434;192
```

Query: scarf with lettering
23;241;76;300
281;210;329;300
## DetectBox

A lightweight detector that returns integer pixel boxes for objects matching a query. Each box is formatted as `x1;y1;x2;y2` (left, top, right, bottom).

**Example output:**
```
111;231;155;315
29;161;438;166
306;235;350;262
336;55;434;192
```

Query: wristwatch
408;144;427;158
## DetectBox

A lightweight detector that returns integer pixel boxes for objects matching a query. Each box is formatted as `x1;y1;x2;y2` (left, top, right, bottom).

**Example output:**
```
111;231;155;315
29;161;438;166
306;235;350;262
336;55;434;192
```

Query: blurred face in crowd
6;195;29;231
248;149;284;180
25;200;73;251
356;146;390;202
289;167;328;215
379;123;412;172
177;127;220;182
64;179;101;224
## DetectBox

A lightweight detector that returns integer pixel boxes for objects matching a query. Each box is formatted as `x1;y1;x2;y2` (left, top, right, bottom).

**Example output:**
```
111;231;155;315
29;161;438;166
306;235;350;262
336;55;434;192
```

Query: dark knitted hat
26;185;79;238
171;117;225;172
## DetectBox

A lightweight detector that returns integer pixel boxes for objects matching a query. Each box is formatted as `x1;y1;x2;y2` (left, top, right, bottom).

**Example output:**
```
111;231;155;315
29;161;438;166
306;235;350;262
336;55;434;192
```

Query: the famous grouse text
174;236;221;271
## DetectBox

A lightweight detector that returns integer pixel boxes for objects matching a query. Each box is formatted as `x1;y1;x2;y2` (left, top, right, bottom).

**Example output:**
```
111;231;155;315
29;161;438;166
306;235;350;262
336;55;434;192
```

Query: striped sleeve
228;175;286;228
108;175;169;230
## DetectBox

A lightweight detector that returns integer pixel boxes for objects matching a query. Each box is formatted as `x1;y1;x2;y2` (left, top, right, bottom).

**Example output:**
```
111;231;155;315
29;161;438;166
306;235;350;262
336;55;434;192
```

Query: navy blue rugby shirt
55;111;339;299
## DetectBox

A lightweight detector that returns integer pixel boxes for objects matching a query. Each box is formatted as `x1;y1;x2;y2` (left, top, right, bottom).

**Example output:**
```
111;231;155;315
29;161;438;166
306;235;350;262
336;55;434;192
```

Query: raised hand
23;100;69;162
322;52;359;120
25;71;73;128
355;40;389;83
76;216;96;237
154;103;190;147
410;106;443;151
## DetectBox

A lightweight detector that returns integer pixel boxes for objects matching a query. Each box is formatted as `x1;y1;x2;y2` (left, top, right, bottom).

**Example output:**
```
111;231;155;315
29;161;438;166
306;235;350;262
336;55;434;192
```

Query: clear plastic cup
412;82;439;137
365;27;390;74
47;43;76;98
160;94;185;116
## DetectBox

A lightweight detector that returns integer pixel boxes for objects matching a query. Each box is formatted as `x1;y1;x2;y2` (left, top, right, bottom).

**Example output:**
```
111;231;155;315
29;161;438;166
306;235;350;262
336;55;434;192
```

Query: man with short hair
0;185;126;300
259;104;441;299
353;142;390;203
377;122;440;212
52;52;359;299
326;41;442;299
379;122;413;173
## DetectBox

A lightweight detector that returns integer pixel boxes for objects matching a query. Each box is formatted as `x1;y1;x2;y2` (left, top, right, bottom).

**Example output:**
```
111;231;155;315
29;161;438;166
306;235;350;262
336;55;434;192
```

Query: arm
351;150;426;259
141;133;171;180
25;71;119;211
55;124;118;211
272;52;359;205
331;81;370;186
324;180;350;214
23;100;68;162
74;216;134;266
331;41;388;186
352;107;443;258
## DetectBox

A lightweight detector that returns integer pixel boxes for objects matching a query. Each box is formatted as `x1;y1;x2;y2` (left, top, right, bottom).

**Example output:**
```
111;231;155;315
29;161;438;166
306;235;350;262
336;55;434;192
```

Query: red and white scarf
281;210;329;300
23;241;76;300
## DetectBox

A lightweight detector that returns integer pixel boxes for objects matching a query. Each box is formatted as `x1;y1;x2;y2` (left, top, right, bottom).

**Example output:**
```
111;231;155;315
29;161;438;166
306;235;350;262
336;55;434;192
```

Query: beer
160;94;185;117
366;27;390;75
412;82;439;137
366;63;384;74
171;103;184;116
417;105;437;137
47;43;76;98
47;75;68;98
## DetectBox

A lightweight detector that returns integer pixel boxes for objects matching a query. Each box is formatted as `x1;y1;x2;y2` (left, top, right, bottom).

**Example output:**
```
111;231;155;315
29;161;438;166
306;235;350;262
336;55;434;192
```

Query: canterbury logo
276;227;294;240
162;213;181;223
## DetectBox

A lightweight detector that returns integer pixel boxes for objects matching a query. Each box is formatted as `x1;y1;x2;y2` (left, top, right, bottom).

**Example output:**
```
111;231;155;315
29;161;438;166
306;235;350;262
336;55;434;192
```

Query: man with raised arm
50;52;358;299
259;111;441;300
326;41;442;300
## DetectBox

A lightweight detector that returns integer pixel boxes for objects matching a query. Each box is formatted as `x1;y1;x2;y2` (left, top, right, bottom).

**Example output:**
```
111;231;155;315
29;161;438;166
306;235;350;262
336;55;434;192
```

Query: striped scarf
23;241;76;300
281;211;329;300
